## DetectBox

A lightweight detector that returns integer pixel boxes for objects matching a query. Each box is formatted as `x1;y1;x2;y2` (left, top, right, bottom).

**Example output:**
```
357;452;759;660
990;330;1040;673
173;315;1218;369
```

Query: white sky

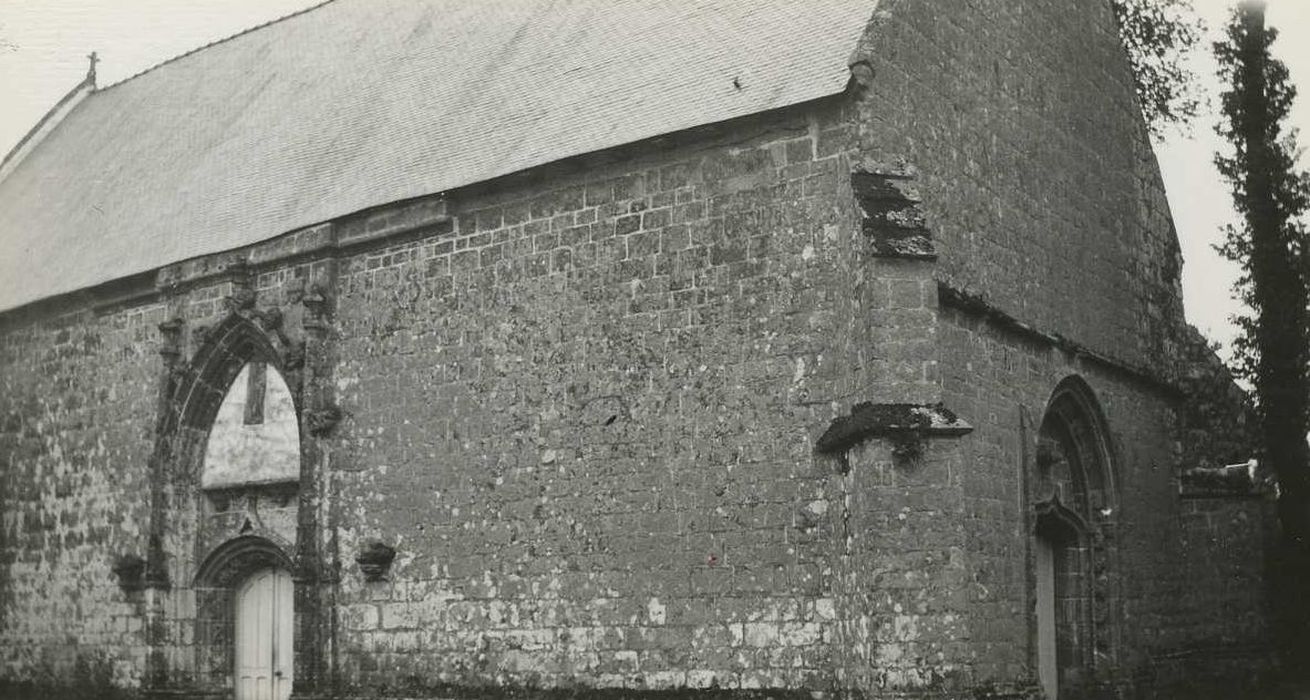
0;0;1308;361
1157;0;1310;360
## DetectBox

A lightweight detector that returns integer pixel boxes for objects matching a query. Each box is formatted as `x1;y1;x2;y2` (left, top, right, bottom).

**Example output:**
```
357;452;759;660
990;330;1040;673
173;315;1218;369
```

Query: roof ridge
98;0;341;92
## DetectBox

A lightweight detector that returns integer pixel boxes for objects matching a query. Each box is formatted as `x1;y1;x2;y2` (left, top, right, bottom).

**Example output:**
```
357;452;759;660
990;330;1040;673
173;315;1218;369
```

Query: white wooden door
235;568;294;700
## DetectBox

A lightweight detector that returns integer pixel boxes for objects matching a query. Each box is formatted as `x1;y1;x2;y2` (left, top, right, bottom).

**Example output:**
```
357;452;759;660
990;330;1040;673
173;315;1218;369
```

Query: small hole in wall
603;415;617;426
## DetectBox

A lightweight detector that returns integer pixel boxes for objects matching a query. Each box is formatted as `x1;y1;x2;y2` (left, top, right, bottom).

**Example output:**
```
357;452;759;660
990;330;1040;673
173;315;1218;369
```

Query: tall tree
1214;0;1310;670
1112;0;1203;137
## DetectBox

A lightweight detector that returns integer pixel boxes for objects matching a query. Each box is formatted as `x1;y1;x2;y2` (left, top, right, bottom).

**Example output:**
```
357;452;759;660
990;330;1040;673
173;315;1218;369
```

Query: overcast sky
2;0;1309;362
1156;0;1310;361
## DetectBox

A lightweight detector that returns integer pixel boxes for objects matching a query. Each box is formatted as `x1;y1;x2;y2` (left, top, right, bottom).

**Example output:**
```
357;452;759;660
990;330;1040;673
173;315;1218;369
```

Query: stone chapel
0;1;1275;698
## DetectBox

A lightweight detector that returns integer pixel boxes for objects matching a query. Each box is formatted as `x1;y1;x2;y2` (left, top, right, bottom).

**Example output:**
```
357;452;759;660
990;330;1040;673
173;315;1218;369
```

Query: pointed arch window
201;362;300;489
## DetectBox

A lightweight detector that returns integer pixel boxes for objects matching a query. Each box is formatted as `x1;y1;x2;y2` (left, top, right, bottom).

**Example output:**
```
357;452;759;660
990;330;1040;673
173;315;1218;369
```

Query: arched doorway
1034;501;1089;699
1032;377;1117;698
235;567;294;700
193;535;296;694
145;309;327;696
162;313;308;695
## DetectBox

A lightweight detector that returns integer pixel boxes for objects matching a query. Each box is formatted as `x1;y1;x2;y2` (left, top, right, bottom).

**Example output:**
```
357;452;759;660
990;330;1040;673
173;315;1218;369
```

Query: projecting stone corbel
851;158;936;259
111;554;146;592
306;405;342;437
848;59;875;88
815;402;973;462
157;318;184;362
302;280;331;316
355;541;397;582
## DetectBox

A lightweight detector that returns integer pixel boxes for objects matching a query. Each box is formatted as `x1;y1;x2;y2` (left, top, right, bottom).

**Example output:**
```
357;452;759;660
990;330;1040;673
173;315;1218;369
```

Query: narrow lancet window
243;362;267;425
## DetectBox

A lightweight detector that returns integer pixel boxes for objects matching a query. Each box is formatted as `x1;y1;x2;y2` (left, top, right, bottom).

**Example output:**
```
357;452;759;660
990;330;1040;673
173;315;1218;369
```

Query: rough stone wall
846;0;1185;371
1156;496;1274;693
835;438;972;694
0;0;1274;698
0;300;166;694
0;99;880;697
325;103;869;695
0;258;326;697
830;0;1271;693
937;308;1161;692
936;309;1274;695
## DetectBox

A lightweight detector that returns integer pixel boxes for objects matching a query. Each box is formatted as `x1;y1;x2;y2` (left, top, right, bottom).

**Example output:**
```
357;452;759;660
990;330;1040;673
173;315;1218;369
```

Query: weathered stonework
0;1;1275;699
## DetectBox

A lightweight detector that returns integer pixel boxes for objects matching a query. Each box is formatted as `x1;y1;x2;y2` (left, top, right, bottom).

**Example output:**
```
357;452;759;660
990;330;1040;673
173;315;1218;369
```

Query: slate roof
0;0;876;313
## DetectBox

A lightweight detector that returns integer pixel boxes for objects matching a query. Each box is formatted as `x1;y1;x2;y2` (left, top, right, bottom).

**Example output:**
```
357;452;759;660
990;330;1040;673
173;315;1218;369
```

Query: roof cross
86;51;98;85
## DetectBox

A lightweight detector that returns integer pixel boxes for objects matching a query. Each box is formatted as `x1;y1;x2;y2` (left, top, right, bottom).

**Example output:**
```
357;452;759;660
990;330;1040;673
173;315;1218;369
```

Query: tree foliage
1214;3;1310;668
1111;0;1203;137
1214;6;1310;412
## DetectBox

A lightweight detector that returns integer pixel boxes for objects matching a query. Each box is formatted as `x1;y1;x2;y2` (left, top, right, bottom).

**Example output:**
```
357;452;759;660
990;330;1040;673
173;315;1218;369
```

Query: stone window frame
173;314;303;487
150;310;309;696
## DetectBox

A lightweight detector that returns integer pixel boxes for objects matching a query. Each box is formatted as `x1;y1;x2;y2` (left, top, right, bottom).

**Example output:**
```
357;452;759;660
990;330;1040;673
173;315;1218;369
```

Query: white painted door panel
236;568;293;700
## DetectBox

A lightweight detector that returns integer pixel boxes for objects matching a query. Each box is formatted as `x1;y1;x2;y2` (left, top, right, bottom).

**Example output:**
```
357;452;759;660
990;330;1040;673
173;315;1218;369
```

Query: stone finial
303;281;330;314
285;277;306;304
302;280;333;334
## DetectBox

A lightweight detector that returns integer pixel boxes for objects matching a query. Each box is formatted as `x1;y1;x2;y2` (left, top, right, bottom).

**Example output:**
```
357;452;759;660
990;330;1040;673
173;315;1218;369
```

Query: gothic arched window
201;362;300;489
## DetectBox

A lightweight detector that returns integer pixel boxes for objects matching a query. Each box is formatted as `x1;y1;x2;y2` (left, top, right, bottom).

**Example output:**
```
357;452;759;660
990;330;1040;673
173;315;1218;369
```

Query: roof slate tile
0;0;876;311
